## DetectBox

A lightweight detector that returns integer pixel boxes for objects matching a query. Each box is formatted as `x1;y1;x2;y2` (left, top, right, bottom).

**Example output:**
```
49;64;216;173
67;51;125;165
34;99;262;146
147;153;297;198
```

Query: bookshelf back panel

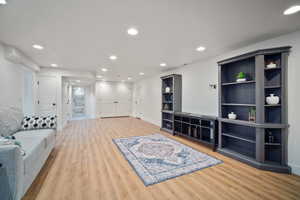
222;123;256;141
265;70;281;86
222;84;255;104
222;136;256;159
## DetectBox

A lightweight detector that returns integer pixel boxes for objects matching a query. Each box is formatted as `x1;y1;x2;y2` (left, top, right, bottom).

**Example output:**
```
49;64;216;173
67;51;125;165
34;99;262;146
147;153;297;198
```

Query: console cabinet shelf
174;112;218;150
218;46;291;173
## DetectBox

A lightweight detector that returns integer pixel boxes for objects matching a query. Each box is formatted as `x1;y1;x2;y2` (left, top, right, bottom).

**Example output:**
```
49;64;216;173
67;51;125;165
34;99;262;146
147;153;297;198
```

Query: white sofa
0;107;56;200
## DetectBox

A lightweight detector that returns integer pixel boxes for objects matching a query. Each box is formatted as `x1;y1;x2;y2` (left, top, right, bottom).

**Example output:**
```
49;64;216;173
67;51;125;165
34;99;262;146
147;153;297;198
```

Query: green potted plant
248;108;256;122
236;72;246;82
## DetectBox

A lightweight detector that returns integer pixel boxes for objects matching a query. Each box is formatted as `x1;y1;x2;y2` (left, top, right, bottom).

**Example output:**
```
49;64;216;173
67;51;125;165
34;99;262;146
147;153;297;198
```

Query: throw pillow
0;106;23;137
21;116;57;130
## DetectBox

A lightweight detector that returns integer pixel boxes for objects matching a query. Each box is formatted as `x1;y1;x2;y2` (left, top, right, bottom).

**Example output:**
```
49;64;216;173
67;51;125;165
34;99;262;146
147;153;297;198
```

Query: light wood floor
23;117;300;200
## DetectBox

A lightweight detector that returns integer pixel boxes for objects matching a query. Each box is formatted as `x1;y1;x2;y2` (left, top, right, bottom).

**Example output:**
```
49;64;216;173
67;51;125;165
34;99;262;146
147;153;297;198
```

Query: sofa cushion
0;106;23;137
21;116;57;130
14;129;55;174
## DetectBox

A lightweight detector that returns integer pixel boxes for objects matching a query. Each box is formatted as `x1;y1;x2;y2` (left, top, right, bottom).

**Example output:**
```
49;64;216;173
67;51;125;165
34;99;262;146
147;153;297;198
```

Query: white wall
84;84;96;118
0;42;36;113
133;30;300;175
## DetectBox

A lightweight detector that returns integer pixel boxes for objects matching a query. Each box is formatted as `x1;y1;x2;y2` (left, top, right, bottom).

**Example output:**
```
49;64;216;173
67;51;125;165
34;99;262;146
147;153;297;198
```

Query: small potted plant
248;108;256;122
236;72;246;82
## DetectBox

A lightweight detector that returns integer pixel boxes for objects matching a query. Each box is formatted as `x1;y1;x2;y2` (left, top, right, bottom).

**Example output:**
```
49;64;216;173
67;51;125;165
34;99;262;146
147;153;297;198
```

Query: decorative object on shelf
236;72;247;82
267;131;274;143
248;108;256;122
266;61;277;69
166;123;172;129
165;86;171;93
163;104;169;110
228;112;237;120
193;128;198;138
266;94;280;105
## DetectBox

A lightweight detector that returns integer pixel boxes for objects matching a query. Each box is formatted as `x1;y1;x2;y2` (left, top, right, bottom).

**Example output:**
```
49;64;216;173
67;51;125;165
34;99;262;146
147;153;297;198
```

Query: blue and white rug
113;133;222;186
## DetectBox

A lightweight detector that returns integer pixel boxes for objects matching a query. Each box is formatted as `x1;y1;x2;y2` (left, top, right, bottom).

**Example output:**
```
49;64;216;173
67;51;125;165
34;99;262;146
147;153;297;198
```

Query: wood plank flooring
23;117;300;200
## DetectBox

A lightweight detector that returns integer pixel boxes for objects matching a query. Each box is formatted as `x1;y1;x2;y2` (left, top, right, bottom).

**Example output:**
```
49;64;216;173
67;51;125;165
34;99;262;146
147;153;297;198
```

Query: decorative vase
236;78;247;82
165;87;171;93
266;62;277;69
164;104;169;110
266;94;280;105
228;112;237;120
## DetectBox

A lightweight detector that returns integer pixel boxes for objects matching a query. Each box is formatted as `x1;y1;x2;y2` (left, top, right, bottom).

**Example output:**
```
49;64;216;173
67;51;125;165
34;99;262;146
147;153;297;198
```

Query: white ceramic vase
165;87;171;93
228;112;237;120
266;94;280;105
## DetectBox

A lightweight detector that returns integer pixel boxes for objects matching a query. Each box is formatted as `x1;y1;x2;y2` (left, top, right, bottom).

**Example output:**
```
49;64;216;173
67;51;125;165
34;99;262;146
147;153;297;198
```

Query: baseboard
289;163;300;176
139;117;160;127
101;116;130;119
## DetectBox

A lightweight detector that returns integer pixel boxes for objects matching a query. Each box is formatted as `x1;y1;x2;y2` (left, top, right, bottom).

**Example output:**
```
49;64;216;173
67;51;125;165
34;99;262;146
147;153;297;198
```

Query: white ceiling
1;0;300;81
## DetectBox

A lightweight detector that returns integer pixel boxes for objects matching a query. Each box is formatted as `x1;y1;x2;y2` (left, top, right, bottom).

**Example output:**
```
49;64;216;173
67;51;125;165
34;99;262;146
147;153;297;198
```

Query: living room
1;0;300;200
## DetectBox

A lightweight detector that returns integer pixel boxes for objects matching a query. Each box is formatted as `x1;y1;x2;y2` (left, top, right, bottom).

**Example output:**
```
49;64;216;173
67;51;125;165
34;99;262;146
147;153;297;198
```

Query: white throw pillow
0;106;23;137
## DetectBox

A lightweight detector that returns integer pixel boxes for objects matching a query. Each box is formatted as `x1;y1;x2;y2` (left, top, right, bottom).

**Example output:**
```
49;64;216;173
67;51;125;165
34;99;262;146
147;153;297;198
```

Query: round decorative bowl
228;112;237;120
266;94;280;105
266;62;277;69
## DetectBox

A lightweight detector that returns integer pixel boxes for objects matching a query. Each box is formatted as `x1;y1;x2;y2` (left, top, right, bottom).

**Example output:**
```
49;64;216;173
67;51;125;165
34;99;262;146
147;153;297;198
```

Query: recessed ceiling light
196;46;206;52
0;0;7;5
32;44;44;50
160;63;167;67
284;5;300;15
51;64;58;67
76;80;81;83
96;75;102;78
101;68;108;72
128;77;132;80
139;72;145;76
127;27;139;36
109;55;117;60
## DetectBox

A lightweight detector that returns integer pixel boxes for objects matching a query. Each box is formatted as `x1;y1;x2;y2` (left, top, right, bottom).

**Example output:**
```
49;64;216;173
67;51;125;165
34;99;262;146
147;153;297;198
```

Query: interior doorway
72;86;86;119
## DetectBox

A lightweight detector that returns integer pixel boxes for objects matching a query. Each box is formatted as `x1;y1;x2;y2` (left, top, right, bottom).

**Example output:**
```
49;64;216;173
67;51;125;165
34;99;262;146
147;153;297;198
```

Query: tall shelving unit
161;74;182;134
217;46;291;173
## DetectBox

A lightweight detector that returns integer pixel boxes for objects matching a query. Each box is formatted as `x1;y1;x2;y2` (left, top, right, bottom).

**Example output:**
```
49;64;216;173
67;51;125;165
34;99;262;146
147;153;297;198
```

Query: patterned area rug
113;133;222;186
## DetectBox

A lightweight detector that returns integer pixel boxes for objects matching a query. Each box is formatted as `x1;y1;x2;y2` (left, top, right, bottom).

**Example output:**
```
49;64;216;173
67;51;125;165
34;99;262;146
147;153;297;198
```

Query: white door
37;76;57;116
96;82;132;117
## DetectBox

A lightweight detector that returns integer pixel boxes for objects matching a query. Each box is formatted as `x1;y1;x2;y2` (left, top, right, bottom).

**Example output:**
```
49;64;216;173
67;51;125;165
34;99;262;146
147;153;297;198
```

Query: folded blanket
0;137;25;156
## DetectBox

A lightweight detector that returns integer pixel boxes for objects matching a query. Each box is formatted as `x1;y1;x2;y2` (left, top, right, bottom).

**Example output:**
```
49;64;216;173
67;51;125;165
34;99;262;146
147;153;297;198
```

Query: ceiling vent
3;44;40;71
